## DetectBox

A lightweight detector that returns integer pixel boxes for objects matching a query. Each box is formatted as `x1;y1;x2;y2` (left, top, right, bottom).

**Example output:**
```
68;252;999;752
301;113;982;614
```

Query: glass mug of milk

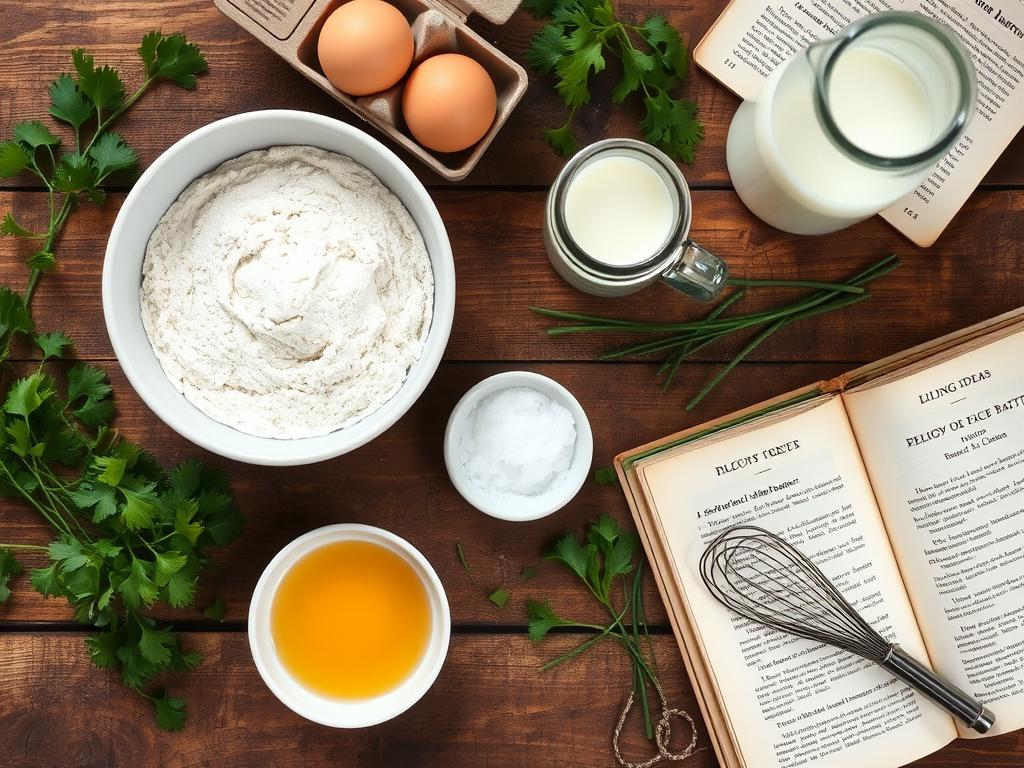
727;11;977;236
544;138;728;301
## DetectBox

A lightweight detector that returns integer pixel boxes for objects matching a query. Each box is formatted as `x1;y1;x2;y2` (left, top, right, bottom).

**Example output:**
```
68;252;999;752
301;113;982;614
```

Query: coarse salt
458;386;577;497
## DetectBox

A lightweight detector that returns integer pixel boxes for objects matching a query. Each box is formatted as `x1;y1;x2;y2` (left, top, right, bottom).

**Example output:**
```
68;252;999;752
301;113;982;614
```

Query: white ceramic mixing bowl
102;110;455;466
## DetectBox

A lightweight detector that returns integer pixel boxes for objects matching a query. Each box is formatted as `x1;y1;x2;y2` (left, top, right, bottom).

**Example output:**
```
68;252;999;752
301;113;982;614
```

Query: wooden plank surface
0;361;847;625
3;632;1023;768
3;189;1024;364
0;0;1022;766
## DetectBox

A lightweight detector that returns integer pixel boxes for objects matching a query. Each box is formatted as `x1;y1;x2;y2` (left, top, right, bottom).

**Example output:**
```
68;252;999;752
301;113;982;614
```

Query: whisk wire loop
700;525;995;734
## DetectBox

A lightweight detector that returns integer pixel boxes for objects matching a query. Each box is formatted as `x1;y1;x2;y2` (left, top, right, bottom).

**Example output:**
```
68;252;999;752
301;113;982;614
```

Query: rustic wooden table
1;2;1023;766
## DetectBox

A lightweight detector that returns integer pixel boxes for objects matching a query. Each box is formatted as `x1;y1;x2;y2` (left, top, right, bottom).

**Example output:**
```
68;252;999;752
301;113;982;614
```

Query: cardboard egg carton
214;0;528;180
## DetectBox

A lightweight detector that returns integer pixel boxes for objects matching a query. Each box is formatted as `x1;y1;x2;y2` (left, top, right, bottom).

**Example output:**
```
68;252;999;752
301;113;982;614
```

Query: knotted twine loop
612;676;698;768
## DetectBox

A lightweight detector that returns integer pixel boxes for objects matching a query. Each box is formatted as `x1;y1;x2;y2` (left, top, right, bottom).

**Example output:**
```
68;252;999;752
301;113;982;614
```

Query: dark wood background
1;1;1022;766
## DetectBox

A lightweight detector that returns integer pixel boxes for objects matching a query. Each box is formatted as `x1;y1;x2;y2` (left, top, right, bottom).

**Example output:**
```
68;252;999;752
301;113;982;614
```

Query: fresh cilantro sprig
0;34;226;731
0;32;207;361
0;358;241;730
527;515;664;740
524;0;704;161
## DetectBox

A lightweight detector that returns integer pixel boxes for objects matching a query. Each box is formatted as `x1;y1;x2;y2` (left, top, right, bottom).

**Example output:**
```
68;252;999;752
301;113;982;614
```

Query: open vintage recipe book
615;308;1024;768
695;0;1024;246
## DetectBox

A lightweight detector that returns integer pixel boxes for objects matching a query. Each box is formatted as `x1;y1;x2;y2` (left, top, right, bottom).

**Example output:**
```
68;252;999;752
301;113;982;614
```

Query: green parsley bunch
0;33;242;731
524;0;704;161
527;515;663;739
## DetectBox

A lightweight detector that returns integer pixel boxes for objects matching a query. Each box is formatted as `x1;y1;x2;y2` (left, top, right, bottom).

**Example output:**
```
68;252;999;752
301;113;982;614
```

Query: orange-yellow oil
270;540;432;699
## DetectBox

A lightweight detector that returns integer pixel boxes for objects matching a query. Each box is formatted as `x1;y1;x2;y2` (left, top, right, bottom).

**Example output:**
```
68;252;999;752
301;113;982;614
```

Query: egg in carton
214;0;528;181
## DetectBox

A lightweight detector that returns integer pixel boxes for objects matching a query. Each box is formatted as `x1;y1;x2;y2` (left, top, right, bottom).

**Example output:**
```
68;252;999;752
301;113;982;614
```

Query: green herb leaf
526;599;573;642
85;629;121;668
1;212;37;238
638;15;687;79
542;120;578;157
52;151;97;192
153;551;187;587
488;588;510;608
544;533;590;580
589;514;621;544
122;489;156;530
49;537;90;572
71;483;118;521
173;506;204;547
169;459;202;498
118;558;158;609
13;120;61;149
153;693;188;732
34;331;72;360
520;565;538;581
554;39;605;108
26;250;56;272
640;91;703;164
523;0;559;16
72;48;125;112
526;25;568;74
0;288;35;337
612;44;652;103
201;493;243;546
203;598;226;621
93;455;126;486
138;622;175;665
525;3;703;163
92;539;122;559
67;364;112;403
48;74;94;130
74;395;114;428
30;563;61;596
456;542;471;573
139;32;208;88
165;570;198;608
593;466;620;487
0;549;23;602
0;141;29;178
4;374;50;417
89;131;137;180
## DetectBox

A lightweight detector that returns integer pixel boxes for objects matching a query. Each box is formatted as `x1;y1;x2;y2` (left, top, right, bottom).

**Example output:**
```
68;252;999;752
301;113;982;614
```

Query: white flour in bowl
139;145;434;439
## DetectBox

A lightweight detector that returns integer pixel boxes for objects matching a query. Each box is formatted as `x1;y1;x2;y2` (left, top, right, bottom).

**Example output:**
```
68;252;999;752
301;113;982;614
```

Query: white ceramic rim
248;524;451;728
443;371;594;521
101;109;455;466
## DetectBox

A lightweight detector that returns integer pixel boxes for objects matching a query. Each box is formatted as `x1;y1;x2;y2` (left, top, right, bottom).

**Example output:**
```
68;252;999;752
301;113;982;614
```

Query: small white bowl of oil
248;524;450;728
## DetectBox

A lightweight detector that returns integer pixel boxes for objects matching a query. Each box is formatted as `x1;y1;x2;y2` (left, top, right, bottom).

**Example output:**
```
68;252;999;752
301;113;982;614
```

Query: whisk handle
882;646;995;734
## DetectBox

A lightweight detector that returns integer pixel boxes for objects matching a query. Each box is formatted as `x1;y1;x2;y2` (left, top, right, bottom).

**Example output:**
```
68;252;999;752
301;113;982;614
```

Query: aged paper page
636;397;954;768
694;0;1024;246
844;330;1024;737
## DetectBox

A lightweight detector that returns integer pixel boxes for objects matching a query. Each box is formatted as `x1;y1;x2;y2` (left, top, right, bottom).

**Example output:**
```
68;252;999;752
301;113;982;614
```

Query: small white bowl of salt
444;372;594;521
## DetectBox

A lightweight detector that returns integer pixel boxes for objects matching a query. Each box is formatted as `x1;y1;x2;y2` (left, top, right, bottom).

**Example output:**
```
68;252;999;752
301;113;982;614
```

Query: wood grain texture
0;360;847;625
0;0;1022;765
1;1;1023;188
1;632;1020;768
2;189;1023;364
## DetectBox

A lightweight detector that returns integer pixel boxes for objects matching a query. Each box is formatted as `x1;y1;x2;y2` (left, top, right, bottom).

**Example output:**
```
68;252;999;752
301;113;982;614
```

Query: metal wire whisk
700;525;995;734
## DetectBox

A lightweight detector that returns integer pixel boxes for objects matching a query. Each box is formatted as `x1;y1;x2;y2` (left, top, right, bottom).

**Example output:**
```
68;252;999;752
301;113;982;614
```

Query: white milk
563;155;674;266
727;45;937;235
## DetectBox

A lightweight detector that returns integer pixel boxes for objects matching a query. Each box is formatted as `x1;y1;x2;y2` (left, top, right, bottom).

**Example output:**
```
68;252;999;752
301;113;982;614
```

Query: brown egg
317;0;414;97
402;54;498;153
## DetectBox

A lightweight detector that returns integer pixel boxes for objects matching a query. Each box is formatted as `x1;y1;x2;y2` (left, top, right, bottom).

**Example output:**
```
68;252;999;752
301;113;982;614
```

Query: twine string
612;676;698;768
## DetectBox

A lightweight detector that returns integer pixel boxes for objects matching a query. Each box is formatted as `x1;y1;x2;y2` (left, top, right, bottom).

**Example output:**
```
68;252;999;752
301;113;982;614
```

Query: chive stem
535;255;900;409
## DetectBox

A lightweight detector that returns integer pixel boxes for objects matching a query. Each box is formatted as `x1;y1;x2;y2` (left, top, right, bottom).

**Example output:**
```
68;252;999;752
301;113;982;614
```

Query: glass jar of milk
545;138;728;301
727;11;977;236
